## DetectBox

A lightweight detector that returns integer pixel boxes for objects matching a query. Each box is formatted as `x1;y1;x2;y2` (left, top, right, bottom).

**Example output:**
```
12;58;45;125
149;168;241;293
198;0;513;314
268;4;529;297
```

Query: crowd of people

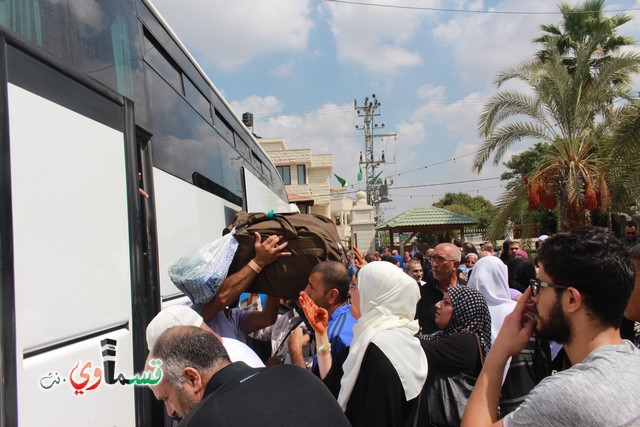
145;224;640;426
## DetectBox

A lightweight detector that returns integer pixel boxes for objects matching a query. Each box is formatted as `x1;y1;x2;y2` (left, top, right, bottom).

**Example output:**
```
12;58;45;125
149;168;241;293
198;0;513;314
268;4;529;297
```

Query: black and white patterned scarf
420;285;492;357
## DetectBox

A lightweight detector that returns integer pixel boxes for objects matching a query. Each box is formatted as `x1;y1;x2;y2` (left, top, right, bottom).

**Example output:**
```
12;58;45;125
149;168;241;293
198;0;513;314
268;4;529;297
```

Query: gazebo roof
377;206;478;232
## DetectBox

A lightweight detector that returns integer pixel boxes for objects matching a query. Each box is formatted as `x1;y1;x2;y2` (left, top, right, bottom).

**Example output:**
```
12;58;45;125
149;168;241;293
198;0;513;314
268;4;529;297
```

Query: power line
393;152;476;178
326;0;640;15
392;184;504;199
326;176;502;198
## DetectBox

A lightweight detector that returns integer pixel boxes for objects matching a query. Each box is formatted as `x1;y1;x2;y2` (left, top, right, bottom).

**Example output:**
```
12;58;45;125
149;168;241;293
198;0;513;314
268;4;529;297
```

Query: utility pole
354;94;396;223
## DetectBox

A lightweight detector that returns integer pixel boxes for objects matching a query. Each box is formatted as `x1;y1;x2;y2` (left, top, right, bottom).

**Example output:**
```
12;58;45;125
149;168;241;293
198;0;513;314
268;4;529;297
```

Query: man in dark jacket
149;326;349;426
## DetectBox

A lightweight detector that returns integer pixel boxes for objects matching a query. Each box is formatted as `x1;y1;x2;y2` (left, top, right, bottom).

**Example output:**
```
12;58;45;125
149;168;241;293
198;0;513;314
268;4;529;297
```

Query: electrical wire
326;0;640;15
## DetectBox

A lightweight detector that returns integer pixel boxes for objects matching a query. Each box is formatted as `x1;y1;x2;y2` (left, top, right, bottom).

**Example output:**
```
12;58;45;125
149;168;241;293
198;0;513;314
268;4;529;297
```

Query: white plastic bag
168;230;239;304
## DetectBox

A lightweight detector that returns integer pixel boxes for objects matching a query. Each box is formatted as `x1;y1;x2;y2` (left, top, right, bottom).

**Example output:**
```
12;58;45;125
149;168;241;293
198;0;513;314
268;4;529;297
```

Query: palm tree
475;0;640;233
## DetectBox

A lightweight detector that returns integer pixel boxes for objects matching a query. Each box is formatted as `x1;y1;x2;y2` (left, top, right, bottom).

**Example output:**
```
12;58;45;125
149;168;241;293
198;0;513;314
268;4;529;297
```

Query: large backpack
224;211;346;298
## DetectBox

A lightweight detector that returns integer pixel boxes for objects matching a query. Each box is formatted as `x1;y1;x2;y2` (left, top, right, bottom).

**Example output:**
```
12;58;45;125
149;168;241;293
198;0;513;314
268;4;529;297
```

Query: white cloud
150;0;314;70
270;60;295;77
432;0;559;87
323;0;427;75
229;95;284;118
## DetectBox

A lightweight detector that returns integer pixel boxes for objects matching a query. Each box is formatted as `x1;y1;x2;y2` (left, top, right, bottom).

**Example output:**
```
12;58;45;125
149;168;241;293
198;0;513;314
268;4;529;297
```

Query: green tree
474;0;640;234
433;192;494;229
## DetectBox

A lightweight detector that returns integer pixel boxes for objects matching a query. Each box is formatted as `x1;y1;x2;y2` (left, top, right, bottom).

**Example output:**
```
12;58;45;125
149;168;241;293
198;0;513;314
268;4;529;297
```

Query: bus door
0;34;147;426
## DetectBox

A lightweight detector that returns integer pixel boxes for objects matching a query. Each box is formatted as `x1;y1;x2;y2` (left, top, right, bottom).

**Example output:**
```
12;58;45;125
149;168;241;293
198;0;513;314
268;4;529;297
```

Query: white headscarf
467;255;516;343
337;262;428;410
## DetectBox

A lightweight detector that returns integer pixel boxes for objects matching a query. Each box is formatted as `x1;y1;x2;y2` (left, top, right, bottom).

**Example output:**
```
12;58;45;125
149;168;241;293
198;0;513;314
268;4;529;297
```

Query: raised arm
201;232;291;322
461;286;536;427
353;246;367;269
243;295;281;334
298;291;331;379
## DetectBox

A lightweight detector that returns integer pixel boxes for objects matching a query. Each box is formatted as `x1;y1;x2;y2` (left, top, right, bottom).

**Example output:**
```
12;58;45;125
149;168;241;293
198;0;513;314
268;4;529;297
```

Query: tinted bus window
148;69;245;203
184;76;212;124
214;110;234;145
144;29;183;94
0;0;149;125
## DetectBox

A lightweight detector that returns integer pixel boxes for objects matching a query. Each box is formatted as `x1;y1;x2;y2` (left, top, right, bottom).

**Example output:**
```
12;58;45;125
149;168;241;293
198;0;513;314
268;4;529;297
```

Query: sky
150;0;640;221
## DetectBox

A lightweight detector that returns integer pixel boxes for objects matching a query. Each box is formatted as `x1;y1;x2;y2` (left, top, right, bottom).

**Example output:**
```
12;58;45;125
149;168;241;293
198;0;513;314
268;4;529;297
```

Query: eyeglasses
529;278;569;296
431;256;456;264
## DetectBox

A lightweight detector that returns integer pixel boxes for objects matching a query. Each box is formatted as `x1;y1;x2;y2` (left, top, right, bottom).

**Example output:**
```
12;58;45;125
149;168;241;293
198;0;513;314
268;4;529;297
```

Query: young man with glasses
462;227;640;426
416;243;461;334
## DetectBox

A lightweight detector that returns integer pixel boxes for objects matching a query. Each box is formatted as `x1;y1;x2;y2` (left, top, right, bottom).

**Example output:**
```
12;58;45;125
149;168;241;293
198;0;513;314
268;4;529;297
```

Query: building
258;138;332;218
330;187;355;249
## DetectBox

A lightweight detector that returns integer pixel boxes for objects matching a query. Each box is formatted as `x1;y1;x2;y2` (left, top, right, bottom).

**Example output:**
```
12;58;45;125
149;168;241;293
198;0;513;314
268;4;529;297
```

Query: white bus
0;1;290;425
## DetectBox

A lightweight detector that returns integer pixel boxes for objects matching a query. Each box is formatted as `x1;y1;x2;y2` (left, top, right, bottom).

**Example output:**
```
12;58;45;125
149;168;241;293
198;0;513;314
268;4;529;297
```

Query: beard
536;295;572;344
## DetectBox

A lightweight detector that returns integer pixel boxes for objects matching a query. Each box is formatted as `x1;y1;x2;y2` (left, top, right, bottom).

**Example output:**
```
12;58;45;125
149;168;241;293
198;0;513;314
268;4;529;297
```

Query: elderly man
462;228;640;426
149;326;350;425
288;261;356;388
416;243;461;333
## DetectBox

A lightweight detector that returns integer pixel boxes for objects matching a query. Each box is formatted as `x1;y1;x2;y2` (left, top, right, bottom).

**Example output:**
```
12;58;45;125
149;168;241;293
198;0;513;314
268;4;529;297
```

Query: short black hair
536;227;633;328
311;261;350;302
151;326;230;388
625;221;638;229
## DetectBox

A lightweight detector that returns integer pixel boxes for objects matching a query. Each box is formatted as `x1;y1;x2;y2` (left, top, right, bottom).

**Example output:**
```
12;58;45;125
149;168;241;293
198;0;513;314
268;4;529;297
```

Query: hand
266;356;284;366
289;327;311;349
253;232;292;267
353;246;367;269
492;286;537;358
299;291;329;336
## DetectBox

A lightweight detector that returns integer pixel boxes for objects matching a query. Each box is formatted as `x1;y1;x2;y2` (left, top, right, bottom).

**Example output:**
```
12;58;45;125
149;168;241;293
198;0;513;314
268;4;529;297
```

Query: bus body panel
19;329;135;426
6;78;136;426
0;1;291;425
153;167;241;301
9;83;132;352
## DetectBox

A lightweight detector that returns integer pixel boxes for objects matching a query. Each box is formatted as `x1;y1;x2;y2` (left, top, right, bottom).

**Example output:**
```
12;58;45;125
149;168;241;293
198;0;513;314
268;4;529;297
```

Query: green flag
357;168;363;181
369;170;383;185
334;174;347;187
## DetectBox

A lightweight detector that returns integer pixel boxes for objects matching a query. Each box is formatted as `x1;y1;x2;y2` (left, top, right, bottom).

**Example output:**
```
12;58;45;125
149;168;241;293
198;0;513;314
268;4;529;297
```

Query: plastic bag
168;230;239;304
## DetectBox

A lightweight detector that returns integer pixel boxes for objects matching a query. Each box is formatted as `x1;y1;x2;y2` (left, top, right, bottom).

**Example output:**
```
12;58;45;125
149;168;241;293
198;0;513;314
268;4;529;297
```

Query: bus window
148;69;246;204
0;0;149;124
70;0;148;123
219;142;244;203
214;110;234;145
144;29;183;94
184;76;212;124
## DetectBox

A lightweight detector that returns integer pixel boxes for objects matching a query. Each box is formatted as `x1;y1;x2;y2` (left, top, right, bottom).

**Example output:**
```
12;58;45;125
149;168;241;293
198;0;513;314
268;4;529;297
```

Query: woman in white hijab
339;261;427;426
467;255;515;343
467;253;547;413
301;261;427;426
